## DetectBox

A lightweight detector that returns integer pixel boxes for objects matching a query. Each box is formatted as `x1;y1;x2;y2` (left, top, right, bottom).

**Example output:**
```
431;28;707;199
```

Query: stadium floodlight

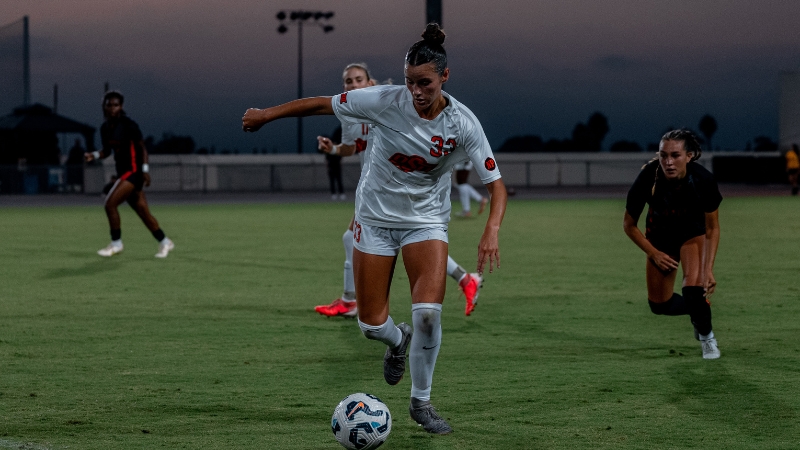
275;10;335;154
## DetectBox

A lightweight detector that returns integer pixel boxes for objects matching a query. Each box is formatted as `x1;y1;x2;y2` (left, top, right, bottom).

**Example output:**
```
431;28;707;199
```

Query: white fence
83;152;716;194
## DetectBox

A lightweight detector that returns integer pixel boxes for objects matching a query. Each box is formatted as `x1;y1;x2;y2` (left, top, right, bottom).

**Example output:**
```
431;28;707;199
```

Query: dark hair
646;129;703;195
661;129;702;162
405;23;447;75
103;90;124;105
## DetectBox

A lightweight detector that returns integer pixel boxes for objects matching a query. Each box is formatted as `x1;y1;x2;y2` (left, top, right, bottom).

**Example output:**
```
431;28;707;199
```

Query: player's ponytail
406;23;447;75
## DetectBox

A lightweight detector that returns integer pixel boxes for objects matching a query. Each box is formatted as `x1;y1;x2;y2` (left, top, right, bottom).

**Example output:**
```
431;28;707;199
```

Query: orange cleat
314;298;358;317
459;273;483;316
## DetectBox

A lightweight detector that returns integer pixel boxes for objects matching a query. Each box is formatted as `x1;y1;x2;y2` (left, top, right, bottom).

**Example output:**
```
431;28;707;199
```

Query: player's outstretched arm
243;97;334;132
623;210;678;272
703;209;720;297
477;179;507;275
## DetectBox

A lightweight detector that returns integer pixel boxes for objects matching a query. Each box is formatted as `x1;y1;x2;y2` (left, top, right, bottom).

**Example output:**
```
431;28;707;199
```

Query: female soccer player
623;129;721;359
243;24;507;433
85;91;174;258
785;144;799;196
314;64;484;318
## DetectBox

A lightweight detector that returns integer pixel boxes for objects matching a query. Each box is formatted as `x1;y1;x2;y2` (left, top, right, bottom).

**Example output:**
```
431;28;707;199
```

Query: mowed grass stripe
0;197;798;449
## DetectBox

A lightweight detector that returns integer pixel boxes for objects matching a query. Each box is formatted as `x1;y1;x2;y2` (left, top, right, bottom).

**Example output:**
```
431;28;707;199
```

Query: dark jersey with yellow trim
100;116;145;177
626;160;722;245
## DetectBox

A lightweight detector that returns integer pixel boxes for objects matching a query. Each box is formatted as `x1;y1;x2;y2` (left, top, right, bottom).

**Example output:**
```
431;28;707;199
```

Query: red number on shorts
353;221;362;243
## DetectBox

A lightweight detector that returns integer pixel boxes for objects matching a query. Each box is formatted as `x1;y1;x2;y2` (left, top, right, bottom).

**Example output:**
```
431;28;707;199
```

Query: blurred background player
242;23;507;433
314;63;483;318
453;160;488;217
84;91;174;258
324;125;345;200
623;129;721;359
785;144;799;196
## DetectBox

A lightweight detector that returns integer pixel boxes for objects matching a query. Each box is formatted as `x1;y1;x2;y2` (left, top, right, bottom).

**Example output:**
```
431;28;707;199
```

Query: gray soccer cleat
701;337;720;360
409;399;453;434
383;322;412;385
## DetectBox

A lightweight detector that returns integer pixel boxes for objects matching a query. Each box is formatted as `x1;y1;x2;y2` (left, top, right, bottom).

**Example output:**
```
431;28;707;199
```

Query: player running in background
243;23;507;434
623;129;721;359
314;63;483;318
84;91;174;258
453;160;488;217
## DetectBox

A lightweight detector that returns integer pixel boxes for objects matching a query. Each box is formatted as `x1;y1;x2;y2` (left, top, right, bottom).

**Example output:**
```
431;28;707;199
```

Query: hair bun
421;23;445;46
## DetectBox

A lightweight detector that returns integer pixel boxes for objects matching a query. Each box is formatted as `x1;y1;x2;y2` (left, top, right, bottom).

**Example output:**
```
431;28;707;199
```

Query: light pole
277;10;334;154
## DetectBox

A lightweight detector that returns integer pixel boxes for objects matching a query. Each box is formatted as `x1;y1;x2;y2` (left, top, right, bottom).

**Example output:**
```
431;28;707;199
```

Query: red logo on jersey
389;153;437;173
355;139;367;153
484;157;497;171
340;92;348;104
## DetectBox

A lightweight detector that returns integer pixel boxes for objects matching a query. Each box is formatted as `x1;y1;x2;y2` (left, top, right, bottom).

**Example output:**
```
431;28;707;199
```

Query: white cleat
155;238;174;258
97;243;123;257
701;337;720;360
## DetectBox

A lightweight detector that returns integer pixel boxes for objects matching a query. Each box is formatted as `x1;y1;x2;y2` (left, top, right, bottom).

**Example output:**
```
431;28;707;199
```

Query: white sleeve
331;85;387;126
460;113;501;184
340;121;358;146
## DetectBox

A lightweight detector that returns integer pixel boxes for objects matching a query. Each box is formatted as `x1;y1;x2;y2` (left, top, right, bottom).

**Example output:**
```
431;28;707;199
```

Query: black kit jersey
100;116;145;177
626;160;722;244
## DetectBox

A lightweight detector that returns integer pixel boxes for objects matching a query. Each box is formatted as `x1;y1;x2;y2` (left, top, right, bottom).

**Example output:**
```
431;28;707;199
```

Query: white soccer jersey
340;121;372;169
332;84;501;228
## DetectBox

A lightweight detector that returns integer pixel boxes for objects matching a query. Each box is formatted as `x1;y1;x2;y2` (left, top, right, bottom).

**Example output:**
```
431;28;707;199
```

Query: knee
342;229;352;245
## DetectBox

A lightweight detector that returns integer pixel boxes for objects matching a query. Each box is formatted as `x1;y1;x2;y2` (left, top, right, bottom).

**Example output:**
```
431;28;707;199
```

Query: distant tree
698;115;718;151
543;138;574;152
496;135;544;152
571;112;609;151
609;140;643;152
752;136;777;152
152;133;195;154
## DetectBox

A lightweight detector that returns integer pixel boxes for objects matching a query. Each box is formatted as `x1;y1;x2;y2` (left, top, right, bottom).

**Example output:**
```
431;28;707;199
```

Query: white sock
446;256;467;283
342;230;355;301
111;239;122;247
358;316;402;348
160;237;171;245
699;330;715;341
457;184;471;213
409;303;442;401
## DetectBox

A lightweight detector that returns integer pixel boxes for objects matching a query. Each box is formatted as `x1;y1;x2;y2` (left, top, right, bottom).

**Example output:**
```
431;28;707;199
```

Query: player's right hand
84;152;94;162
242;108;266;132
649;251;678;272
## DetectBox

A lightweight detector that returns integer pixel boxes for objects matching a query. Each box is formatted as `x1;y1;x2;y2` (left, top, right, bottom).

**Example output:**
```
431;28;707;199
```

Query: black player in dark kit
623;129;722;359
85;91;174;258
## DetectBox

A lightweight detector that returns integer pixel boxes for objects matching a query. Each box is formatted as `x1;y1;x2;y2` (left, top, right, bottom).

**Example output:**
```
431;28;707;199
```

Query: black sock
684;286;712;336
648;293;689;316
111;229;121;241
151;228;165;242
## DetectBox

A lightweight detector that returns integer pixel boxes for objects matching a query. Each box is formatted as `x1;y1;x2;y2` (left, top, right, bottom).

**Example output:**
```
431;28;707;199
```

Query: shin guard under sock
409;303;442;401
684;286;712;336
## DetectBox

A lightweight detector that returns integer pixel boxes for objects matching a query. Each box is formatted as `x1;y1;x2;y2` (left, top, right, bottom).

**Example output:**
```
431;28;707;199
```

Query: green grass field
1;196;799;449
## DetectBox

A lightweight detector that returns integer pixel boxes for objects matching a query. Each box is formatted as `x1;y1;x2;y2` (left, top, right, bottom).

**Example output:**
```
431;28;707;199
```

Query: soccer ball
331;393;392;450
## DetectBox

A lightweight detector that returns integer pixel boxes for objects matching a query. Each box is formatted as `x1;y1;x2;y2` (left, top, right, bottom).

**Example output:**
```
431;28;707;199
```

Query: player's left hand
242;108;266;132
143;173;151;187
704;271;716;298
476;228;500;275
317;136;334;153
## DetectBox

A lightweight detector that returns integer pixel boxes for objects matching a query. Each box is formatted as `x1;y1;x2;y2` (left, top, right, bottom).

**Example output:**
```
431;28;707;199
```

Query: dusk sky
3;0;800;153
